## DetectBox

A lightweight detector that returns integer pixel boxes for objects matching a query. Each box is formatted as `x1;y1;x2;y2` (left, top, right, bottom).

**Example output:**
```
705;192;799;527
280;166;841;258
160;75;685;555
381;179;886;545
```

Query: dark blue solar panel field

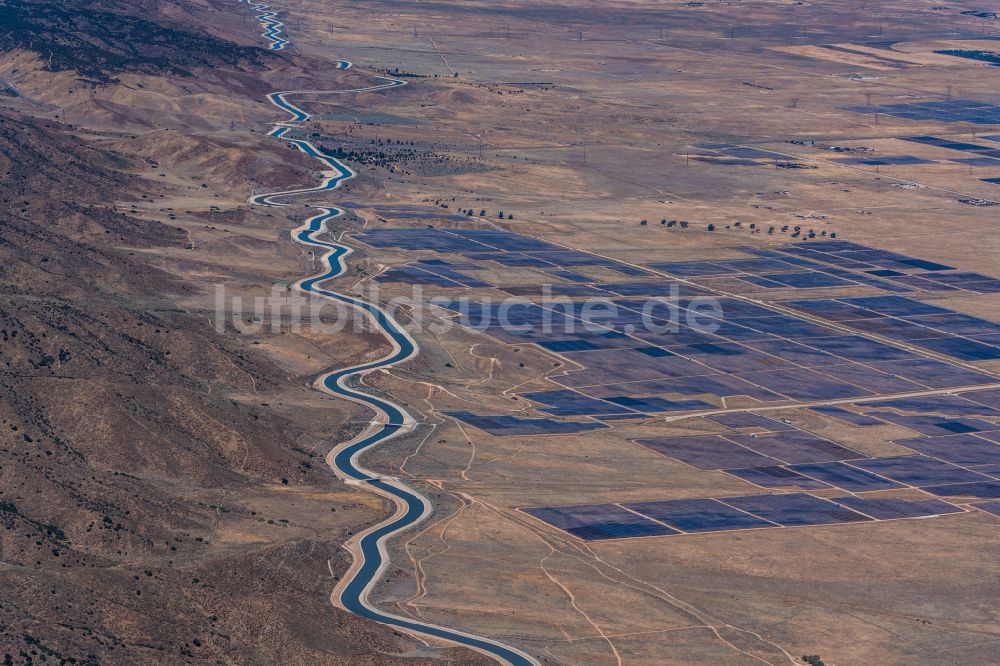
358;229;1000;432
842;100;1000;125
352;221;1000;542
525;389;1000;538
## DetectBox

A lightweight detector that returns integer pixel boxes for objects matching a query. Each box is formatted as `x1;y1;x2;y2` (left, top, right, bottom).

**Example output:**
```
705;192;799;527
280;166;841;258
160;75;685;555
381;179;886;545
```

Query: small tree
707;224;716;232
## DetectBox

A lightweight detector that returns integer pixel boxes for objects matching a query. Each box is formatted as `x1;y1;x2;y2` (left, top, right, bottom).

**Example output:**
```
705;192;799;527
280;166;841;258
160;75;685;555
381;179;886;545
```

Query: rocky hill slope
0;0;277;83
0;62;481;666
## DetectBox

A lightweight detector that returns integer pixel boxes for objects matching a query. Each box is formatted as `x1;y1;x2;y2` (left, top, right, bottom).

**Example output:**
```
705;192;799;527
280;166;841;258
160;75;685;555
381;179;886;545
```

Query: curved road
241;6;539;665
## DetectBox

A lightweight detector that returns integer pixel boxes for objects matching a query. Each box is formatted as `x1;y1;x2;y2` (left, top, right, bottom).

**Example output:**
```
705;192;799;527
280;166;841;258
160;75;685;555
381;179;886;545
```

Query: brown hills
0;5;483;660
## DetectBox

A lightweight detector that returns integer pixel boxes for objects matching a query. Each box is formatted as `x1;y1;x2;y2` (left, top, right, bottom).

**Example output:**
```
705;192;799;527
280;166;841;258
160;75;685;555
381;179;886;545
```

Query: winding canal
240;4;539;664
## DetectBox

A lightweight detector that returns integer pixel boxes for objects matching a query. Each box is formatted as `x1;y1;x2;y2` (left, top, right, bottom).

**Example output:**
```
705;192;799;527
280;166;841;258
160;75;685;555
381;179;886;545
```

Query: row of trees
431;198;516;220
704;223;837;239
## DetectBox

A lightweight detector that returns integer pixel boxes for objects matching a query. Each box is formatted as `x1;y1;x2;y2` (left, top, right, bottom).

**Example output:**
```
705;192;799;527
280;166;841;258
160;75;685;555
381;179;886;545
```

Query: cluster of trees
372;66;424;78
640;219;688;227
429;196;516;219
958;197;1000;207
936;49;1000;65
318;140;441;171
428;199;516;220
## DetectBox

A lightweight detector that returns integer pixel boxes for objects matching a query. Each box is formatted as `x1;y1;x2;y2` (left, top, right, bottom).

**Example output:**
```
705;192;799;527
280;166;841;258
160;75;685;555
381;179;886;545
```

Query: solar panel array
351;222;1000;541
366;231;1000;297
842;99;1000;125
526;389;1000;540
744;241;1000;294
695;135;1000;172
832;155;934;166
444;411;609;436
356;229;1000;431
690;144;809;168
